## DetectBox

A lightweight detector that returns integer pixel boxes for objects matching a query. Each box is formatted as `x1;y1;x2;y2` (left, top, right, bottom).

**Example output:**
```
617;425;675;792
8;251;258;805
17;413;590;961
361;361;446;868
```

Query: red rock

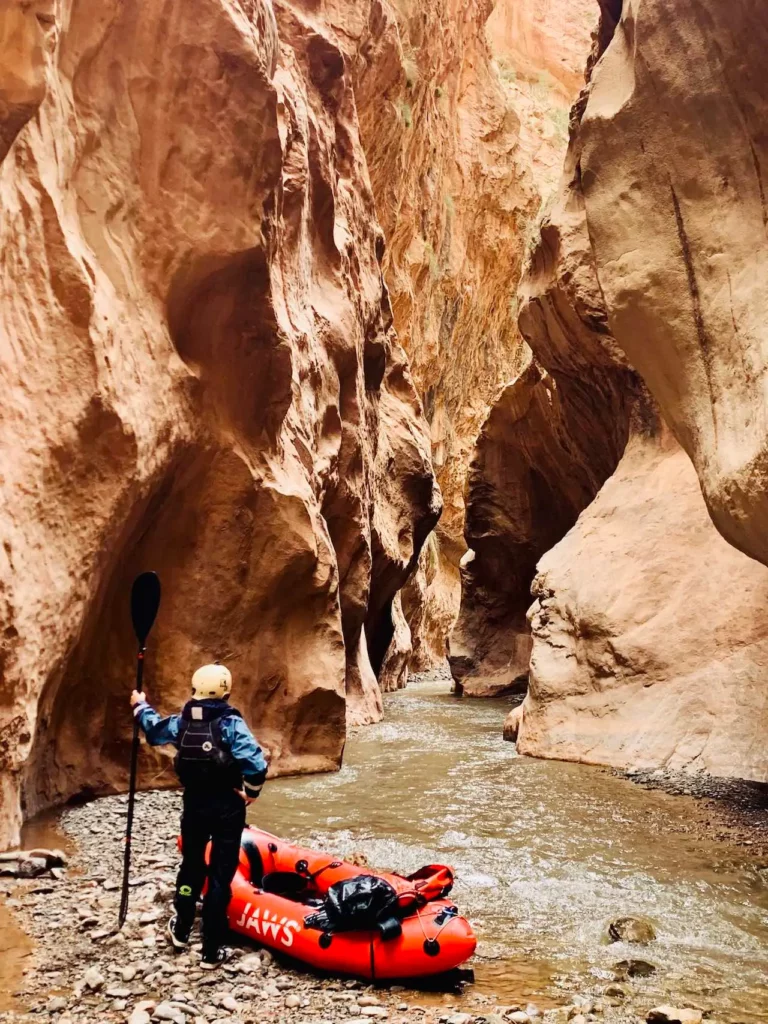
0;0;438;848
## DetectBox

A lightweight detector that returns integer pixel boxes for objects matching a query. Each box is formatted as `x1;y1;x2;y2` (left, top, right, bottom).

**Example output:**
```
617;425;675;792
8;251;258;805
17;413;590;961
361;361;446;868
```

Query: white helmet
191;663;232;700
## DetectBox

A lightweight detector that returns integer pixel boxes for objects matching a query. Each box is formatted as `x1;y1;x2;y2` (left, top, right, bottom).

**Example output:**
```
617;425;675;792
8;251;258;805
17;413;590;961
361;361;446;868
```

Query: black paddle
118;571;161;928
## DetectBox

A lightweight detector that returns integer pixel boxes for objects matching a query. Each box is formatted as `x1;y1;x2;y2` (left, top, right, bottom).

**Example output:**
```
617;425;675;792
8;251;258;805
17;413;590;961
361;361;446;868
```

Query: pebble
128;1012;152;1024
285;994;302;1008
446;1014;473;1024
154;1000;187;1023
238;954;262;974
46;996;68;1012
508;1014;530;1024
107;986;132;998
358;996;381;1007
361;1008;389;1019
82;966;106;990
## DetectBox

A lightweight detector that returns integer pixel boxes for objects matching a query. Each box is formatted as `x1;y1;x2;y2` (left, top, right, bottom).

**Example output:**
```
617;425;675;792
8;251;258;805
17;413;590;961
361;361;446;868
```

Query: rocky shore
0;794;684;1024
621;768;768;860
0;789;735;1024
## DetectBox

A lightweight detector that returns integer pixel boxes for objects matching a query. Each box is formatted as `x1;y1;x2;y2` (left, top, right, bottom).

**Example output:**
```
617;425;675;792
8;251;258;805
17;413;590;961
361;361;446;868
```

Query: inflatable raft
225;826;477;979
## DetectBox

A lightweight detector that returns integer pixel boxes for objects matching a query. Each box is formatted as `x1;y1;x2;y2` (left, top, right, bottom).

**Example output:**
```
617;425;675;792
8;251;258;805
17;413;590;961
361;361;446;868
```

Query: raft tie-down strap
415;905;459;955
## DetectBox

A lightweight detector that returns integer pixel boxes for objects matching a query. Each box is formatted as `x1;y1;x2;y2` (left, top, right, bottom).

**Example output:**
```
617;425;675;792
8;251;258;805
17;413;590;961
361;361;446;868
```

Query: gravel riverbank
620;768;768;860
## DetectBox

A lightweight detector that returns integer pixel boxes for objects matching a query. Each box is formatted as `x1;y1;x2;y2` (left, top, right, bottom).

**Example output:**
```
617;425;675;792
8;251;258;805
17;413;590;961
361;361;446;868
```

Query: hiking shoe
200;946;230;970
167;914;191;950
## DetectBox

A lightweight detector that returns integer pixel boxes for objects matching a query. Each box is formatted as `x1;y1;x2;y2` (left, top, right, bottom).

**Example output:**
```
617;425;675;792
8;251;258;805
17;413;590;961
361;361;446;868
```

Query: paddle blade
130;572;161;646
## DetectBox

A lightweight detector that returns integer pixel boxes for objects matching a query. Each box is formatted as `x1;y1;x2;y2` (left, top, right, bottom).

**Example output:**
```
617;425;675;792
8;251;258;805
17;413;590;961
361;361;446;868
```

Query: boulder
519;427;768;781
607;916;657;945
503;705;524;743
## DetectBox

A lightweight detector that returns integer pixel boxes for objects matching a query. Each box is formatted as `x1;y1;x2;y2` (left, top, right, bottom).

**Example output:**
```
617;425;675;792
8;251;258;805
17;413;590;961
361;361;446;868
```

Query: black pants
174;790;246;956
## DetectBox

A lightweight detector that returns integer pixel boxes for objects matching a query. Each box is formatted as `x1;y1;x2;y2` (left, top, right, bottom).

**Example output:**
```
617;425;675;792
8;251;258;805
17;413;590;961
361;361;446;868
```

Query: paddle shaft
118;646;145;928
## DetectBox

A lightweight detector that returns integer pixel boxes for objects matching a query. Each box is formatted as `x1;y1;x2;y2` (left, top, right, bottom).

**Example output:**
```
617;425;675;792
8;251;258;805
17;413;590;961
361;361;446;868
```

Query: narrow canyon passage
3;0;768;1020
253;679;768;1023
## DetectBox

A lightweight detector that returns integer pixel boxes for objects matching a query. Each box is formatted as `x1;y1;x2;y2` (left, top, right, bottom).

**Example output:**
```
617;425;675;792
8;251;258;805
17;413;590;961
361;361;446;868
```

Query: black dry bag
305;874;402;939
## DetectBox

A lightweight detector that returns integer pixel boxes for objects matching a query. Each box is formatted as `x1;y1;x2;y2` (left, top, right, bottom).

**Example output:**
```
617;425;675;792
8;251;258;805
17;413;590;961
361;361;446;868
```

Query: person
130;662;267;968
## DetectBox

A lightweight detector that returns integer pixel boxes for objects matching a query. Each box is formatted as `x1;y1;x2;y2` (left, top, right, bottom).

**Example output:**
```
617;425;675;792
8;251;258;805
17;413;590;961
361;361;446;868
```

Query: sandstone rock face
519;425;768;782
579;0;768;567
468;0;768;779
487;0;595;100
343;0;592;664
0;0;438;848
487;0;596;198
450;67;637;696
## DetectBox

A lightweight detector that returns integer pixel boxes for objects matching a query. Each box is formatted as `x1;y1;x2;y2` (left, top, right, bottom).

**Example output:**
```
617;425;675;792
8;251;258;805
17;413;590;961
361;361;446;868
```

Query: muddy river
253;679;768;1021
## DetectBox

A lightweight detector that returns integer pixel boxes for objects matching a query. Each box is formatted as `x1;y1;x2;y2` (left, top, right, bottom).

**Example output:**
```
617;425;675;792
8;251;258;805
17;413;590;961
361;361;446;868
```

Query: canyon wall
519;421;768;781
450;14;637;695
485;0;768;780
579;0;768;570
336;0;594;666
0;0;439;849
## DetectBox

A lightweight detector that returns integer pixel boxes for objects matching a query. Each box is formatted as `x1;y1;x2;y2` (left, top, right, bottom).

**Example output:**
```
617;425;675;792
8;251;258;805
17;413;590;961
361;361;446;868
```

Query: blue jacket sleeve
134;702;181;747
225;717;268;798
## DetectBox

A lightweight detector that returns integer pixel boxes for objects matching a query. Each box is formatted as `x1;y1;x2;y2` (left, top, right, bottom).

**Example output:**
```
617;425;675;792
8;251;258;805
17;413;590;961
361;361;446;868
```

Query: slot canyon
2;0;768;1021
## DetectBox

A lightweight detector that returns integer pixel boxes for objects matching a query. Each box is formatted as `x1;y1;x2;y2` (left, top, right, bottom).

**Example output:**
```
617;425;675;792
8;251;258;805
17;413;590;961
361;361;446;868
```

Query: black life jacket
174;700;243;792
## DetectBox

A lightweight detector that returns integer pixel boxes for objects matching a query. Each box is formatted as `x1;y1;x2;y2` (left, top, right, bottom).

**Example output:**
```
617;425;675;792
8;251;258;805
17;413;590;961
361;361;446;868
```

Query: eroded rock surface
579;0;768;567
450;55;637;695
343;0;594;665
519;425;768;782
502;0;768;778
0;0;438;849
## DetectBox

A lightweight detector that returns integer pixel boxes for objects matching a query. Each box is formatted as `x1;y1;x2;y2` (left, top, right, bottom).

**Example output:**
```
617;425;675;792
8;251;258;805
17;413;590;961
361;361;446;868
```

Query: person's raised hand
130;689;146;708
234;788;253;806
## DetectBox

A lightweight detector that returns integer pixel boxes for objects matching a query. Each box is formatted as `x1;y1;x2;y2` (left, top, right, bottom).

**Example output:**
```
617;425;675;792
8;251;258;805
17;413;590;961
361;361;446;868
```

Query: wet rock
509;1014;530;1024
647;1009;703;1024
46;996;68;1012
347;852;370;868
361;1008;389;1019
607;916;657;944
614;959;657;978
601;984;631;1002
446;1014;473;1024
358;996;382;1007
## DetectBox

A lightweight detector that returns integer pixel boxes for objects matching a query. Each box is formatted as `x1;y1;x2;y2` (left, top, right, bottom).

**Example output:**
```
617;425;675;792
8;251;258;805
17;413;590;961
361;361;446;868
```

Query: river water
253;679;768;1022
